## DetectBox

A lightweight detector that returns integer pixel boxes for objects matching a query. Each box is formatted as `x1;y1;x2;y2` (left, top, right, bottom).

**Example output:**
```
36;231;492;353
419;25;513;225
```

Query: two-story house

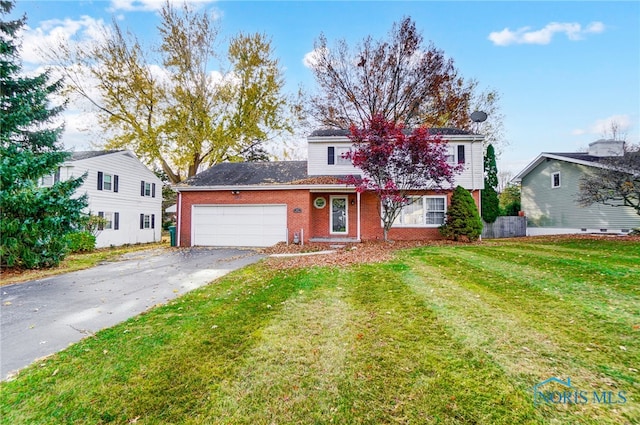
514;139;640;235
43;150;163;248
174;128;484;247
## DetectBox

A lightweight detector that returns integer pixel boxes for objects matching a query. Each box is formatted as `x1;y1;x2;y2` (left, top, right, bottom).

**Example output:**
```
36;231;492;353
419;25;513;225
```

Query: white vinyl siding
64;151;162;247
307;141;361;176
307;136;484;190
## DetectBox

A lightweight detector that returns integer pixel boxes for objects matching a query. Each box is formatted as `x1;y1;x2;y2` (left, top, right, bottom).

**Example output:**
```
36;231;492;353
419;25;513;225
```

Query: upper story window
103;174;113;191
392;196;447;227
446;145;466;165
39;168;60;187
97;171;119;192
551;172;561;188
141;180;156;197
40;174;54;187
327;146;351;165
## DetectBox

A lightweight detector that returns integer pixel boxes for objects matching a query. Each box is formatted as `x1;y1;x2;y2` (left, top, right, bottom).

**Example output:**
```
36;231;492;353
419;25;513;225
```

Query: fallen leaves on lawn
260;240;452;269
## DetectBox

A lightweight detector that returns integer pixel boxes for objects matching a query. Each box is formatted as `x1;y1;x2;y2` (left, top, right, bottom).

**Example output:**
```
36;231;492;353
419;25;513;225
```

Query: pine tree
481;144;500;223
0;0;87;268
440;186;483;241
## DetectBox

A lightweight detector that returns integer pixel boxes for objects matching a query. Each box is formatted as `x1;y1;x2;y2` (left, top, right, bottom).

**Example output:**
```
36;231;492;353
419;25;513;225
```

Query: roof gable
70;150;126;161
514;152;609;182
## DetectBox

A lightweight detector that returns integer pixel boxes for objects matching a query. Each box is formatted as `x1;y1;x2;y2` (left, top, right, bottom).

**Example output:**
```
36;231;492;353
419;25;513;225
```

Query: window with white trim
140;213;155;229
40;174;54;187
140;180;156;197
327;146;351;165
97;171;119;192
445;147;455;164
336;147;351;165
392;196;447;227
97;211;119;230
39;168;60;187
551;172;561;188
446;145;466;164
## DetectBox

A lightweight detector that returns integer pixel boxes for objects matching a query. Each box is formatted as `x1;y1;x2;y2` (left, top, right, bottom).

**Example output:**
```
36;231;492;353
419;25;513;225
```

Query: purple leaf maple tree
342;115;464;241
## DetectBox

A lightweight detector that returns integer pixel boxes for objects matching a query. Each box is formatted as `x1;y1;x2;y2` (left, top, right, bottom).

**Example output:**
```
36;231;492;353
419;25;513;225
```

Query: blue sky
11;0;640;177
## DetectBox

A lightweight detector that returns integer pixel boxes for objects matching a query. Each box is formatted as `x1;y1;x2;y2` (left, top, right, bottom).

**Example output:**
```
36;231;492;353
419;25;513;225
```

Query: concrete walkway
0;247;263;380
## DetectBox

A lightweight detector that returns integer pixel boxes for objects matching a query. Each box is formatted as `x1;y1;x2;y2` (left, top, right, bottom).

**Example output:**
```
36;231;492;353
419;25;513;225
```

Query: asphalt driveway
0;247;264;380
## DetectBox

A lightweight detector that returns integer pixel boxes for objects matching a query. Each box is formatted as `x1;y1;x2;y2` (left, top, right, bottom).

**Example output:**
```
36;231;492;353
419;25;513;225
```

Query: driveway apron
0;247;263;380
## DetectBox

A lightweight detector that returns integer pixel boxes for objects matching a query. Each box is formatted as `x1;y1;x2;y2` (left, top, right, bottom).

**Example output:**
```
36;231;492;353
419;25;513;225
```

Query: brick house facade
175;129;484;247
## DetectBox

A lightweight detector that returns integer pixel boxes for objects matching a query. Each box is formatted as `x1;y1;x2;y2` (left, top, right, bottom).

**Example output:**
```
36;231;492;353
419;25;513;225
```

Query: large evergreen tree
481;144;500;223
0;0;87;268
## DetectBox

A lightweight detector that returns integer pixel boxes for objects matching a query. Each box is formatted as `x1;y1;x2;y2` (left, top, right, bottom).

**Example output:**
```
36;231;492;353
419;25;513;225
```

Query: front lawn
0;242;168;286
1;238;638;424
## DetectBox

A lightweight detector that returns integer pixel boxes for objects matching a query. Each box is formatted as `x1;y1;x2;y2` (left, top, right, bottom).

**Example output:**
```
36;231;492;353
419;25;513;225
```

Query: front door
330;196;348;234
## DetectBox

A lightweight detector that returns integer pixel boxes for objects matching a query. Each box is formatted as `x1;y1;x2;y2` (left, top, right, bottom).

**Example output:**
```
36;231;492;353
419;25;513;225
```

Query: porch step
309;237;361;243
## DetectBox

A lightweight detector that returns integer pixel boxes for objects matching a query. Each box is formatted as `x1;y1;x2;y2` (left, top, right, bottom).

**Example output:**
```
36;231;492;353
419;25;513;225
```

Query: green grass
0;241;168;286
1;238;638;424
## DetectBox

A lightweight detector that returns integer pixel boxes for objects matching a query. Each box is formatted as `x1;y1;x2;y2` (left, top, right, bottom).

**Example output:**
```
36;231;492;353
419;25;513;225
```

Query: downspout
473;136;482;241
176;191;182;247
357;191;361;242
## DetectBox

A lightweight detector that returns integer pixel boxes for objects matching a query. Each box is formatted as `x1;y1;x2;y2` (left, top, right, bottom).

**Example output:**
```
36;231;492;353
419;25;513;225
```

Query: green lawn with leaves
1;238;638;424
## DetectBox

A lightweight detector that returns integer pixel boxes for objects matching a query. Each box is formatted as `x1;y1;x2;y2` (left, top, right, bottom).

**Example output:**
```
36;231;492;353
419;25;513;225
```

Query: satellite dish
470;111;488;123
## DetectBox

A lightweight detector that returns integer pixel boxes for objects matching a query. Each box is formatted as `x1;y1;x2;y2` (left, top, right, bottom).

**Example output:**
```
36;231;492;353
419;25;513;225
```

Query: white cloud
20;16;108;65
302;48;324;69
488;21;605;46
108;0;217;12
573;114;633;139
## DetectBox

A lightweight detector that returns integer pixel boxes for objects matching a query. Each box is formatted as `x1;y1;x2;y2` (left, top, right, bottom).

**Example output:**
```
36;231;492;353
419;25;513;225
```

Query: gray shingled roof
546;152;605;164
310;127;474;137
185;161;309;186
70;150;124;161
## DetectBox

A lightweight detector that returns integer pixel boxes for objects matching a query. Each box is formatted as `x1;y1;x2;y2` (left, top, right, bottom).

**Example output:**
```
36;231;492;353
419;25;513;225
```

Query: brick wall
178;189;311;247
178;188;481;246
359;190;481;241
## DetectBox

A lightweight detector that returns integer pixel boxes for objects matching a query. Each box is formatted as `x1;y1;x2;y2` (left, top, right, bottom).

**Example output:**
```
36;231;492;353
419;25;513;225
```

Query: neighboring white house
43;150;163;247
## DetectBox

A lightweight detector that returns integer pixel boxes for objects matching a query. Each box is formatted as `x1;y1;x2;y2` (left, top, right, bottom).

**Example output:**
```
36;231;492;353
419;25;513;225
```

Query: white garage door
192;205;287;247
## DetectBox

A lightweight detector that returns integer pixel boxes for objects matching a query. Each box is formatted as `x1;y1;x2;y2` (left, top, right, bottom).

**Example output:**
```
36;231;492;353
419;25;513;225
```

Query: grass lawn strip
1;239;638;425
448;247;639;353
400;246;638;423
402;258;624;423
208;272;356;424
335;263;542;424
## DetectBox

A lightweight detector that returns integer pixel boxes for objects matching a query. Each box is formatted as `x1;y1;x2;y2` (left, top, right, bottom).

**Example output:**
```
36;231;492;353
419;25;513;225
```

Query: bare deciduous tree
577;144;640;215
308;16;506;149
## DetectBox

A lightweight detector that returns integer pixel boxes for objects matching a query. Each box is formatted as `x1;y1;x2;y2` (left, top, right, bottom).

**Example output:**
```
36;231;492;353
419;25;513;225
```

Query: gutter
173;183;357;192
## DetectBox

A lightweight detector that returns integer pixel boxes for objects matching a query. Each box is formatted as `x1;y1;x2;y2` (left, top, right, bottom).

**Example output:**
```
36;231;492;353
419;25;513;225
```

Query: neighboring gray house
514;139;640;236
